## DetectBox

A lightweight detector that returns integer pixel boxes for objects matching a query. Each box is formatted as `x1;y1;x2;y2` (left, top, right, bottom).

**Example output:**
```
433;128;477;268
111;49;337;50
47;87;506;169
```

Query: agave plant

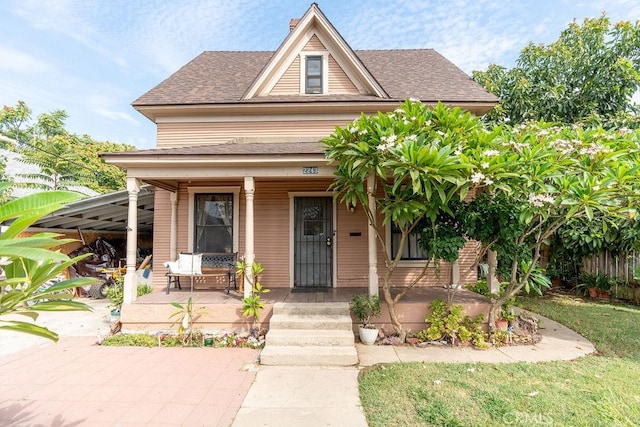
0;182;96;342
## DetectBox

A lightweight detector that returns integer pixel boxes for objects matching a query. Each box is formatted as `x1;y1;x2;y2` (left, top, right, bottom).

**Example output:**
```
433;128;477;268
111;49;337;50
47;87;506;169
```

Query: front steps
260;302;358;366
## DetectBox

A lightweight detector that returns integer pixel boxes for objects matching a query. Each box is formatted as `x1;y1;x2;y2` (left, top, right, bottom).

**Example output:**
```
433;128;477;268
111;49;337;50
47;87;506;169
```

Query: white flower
408;97;419;103
394;108;405;115
381;134;397;144
528;193;555;207
349;126;358;134
358;129;368;136
481;162;490;169
405;134;417;142
471;172;485;184
482;149;500;157
484;177;494;185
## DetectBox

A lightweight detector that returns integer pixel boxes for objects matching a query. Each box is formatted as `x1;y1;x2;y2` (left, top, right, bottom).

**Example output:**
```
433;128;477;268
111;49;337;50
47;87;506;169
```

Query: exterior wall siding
328;55;359;94
152;179;479;290
156;120;350;148
271;56;300;95
303;35;326;51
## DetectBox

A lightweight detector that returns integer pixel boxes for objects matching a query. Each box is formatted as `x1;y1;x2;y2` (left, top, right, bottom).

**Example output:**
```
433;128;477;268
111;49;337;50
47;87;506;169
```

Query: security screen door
293;197;333;288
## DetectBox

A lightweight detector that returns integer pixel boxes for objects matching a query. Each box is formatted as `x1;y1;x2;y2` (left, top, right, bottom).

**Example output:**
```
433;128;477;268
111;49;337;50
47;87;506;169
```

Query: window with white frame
305;55;323;94
193;193;234;253
390;223;428;261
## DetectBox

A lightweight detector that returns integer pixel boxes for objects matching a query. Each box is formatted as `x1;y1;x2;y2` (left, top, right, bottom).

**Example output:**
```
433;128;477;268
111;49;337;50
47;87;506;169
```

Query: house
103;3;496;332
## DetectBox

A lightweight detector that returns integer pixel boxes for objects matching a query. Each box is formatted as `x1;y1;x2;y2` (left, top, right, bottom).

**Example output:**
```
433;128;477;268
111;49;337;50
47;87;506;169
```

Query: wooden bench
166;252;237;294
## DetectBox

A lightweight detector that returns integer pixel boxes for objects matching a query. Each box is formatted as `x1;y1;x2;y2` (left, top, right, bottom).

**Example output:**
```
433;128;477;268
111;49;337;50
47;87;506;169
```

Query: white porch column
169;191;178;261
123;178;140;304
244;177;255;299
367;175;379;296
487;249;499;295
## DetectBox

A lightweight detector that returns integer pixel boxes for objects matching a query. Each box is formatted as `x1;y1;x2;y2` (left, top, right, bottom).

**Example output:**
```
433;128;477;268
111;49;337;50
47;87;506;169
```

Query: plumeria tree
325;100;640;338
462;122;640;329
325;101;497;341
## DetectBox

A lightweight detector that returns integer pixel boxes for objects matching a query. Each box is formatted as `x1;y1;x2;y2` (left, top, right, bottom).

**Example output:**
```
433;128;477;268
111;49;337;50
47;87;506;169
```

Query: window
305;55;323;94
390;224;428;260
194;194;233;253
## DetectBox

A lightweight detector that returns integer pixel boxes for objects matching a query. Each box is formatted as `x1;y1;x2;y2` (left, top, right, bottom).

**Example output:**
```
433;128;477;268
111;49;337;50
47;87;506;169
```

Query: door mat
291;287;329;293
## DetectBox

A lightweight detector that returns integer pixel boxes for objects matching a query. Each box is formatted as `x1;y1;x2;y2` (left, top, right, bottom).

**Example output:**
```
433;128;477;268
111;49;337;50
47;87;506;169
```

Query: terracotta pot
495;318;509;331
588;287;599;299
597;289;610;299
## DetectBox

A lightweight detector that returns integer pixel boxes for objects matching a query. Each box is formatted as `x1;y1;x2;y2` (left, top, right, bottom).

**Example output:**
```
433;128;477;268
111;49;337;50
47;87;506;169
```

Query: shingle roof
104;141;325;157
133;49;496;106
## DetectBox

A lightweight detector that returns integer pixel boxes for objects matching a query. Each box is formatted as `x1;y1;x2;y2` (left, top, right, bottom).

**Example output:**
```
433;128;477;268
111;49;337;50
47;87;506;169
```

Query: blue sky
1;0;639;149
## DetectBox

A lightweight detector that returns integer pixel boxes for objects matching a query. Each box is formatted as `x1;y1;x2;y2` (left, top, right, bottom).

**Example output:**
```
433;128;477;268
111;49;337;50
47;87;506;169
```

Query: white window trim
299;52;329;95
188;186;240;253
288;192;336;288
385;223;430;268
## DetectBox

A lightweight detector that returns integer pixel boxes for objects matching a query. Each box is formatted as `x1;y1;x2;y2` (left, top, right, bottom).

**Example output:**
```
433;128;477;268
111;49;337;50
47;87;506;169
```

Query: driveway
0;296;112;357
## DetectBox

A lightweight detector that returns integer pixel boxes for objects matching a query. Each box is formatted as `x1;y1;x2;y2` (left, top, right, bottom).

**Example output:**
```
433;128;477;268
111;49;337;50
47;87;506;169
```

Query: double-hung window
194;193;234;253
305;55;323;94
390;224;428;261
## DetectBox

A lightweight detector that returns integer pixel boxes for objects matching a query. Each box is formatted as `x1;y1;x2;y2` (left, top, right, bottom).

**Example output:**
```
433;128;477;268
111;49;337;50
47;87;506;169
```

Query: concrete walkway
231;313;596;427
0;302;595;426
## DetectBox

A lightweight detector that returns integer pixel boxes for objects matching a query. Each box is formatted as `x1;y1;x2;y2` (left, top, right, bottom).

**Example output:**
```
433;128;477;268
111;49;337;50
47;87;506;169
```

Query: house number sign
302;166;318;175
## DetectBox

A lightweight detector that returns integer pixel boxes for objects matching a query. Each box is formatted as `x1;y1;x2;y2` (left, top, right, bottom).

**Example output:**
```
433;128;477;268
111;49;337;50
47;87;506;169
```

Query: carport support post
367;175;379;296
123;178;140;304
244;177;255;299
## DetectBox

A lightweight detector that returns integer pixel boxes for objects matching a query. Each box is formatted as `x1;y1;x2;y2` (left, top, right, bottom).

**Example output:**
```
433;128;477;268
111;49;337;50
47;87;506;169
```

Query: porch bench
165;252;237;295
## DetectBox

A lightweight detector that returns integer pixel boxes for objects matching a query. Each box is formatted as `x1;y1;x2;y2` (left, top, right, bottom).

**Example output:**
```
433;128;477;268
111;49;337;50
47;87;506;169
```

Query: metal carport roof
30;185;154;233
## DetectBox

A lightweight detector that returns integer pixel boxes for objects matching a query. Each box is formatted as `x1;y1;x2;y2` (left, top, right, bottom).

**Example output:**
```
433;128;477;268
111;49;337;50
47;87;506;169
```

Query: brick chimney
289;18;300;31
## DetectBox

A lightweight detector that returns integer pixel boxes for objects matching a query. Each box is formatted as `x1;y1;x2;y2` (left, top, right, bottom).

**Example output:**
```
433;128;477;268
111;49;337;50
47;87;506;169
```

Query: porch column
123;177;140;304
169;191;178;261
487;249;499;295
367;175;379;296
244;176;255;299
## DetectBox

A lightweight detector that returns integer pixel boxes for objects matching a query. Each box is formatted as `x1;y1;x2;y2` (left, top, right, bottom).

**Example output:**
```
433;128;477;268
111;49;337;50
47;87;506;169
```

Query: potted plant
595;273;612;299
577;272;598;298
496;298;516;331
351;294;381;345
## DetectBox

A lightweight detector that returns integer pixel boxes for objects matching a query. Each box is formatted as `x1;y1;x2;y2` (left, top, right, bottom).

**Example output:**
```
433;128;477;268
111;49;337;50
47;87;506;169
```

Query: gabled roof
242;3;387;99
132;4;496;108
133;49;495;106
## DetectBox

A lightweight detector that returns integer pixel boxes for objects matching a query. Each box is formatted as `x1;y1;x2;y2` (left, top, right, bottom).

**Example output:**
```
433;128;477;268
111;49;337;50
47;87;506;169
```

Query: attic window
305;55;323;94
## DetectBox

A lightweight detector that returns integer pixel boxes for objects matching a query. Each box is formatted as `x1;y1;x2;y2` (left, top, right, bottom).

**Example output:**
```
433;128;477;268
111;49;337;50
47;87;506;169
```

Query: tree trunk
382;285;407;342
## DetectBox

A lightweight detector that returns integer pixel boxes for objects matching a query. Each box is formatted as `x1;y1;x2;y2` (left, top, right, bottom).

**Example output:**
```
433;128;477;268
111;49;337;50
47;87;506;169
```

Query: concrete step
260;345;358;366
266;329;355;347
273;302;350;316
268;314;353;330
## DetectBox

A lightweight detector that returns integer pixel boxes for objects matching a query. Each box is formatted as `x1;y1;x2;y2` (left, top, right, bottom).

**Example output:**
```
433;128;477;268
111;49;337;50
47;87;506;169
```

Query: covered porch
119;286;491;334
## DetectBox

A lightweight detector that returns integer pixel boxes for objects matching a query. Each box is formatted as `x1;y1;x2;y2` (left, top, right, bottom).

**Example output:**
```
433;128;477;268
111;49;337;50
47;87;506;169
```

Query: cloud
0;46;51;73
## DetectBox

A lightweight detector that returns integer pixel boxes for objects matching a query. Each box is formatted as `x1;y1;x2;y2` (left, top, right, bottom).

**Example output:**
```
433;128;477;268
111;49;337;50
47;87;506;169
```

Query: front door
293;197;333;288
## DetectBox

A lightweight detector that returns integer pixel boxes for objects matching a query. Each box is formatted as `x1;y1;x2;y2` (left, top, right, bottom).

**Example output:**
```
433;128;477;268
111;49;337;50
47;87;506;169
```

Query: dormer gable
242;3;388;100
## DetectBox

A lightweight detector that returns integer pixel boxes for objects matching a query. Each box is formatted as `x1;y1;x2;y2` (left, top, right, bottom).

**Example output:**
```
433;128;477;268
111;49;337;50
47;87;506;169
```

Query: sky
1;0;639;150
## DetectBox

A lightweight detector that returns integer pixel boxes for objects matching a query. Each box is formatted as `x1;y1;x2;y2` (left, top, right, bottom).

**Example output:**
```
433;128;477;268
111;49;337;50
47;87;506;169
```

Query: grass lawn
358;293;640;426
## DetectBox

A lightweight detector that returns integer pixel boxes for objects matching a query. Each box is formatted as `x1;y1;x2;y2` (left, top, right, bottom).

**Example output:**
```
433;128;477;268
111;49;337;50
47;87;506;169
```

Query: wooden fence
582;251;640;282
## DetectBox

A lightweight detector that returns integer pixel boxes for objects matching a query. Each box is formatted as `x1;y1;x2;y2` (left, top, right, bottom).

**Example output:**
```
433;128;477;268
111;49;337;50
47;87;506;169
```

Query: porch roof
102;140;325;158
